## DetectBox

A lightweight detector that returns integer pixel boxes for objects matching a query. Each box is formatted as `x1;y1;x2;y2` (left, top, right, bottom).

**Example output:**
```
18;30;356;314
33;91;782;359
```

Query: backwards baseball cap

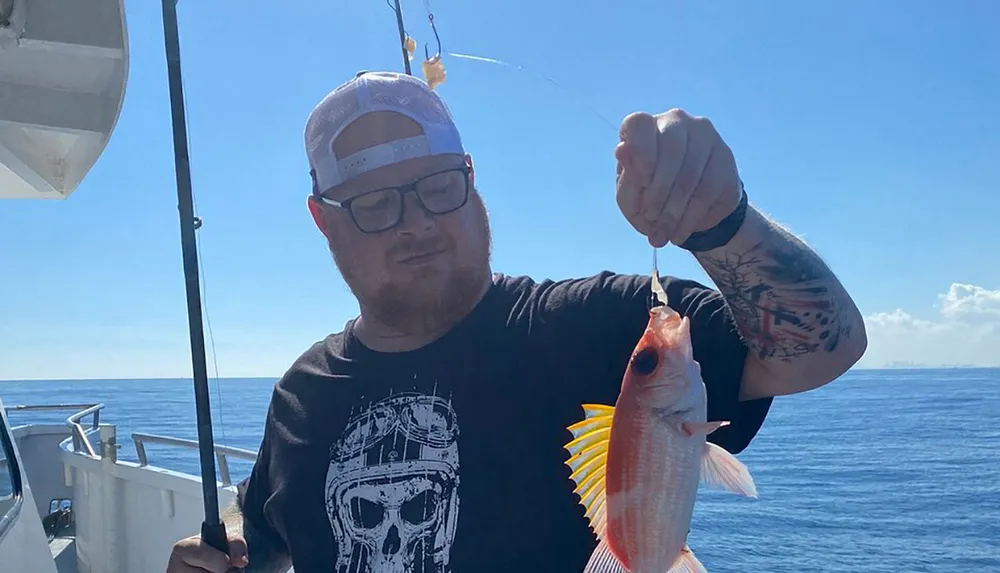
304;71;465;195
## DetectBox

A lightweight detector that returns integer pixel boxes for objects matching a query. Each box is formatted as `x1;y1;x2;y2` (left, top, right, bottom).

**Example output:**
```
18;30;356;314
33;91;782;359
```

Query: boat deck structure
3;402;270;573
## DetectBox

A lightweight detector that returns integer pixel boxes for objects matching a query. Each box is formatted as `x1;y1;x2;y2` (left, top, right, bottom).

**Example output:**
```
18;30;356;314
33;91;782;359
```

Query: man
166;71;866;573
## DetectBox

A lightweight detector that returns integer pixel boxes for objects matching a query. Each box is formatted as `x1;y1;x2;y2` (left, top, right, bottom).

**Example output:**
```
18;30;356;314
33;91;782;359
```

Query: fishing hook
424;13;441;60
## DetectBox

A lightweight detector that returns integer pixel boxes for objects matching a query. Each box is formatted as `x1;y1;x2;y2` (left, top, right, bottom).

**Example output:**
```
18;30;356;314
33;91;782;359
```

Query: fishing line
178;69;229;455
398;2;613;133
385;1;659;286
443;50;660;300
191;193;227;449
445;51;619;136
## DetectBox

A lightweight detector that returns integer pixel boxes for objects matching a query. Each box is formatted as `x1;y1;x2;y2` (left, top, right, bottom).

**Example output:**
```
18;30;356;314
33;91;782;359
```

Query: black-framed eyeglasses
315;166;471;234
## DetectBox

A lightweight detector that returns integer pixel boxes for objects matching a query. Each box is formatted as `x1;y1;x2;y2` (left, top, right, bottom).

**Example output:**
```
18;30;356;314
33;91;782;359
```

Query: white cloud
939;283;1000;324
859;283;1000;368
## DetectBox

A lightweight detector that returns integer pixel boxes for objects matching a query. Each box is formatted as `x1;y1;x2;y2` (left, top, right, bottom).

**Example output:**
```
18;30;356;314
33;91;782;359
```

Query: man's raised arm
612;109;867;400
694;202;867;400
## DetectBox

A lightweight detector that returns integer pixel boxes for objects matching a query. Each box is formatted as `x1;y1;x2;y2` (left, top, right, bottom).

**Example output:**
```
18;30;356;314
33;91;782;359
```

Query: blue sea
2;368;998;572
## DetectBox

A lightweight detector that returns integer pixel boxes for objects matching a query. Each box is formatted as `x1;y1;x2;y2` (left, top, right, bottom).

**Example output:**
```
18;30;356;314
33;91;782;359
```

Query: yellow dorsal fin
563;403;615;538
565;426;610;455
566;404;614;438
582;403;615;416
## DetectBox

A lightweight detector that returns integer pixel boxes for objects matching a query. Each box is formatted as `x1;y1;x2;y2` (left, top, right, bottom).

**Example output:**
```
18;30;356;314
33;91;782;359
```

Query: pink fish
564;272;759;573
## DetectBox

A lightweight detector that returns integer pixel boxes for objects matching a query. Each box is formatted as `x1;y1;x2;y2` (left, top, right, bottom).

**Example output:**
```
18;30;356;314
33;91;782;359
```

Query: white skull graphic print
326;391;460;573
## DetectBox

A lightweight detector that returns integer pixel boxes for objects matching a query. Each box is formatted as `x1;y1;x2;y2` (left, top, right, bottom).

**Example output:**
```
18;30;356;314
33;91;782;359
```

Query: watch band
678;183;749;252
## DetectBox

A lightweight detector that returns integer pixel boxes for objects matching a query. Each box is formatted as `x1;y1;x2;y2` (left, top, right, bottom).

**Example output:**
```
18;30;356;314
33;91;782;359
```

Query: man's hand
615;109;743;248
615;109;866;399
166;531;249;573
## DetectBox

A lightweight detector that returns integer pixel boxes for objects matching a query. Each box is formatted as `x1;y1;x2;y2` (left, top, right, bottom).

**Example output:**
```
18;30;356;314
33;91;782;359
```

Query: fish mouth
645;311;689;350
649;306;683;329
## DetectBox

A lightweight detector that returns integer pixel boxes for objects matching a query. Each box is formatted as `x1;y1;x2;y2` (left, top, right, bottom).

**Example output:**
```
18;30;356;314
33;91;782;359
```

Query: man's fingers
653;116;714;245
670;161;721;245
676;138;740;239
168;536;238;573
615;112;657;235
618;112;658;187
167;564;216;573
616;107;743;248
180;549;232;573
227;532;249;569
639;111;687;232
615;141;652;236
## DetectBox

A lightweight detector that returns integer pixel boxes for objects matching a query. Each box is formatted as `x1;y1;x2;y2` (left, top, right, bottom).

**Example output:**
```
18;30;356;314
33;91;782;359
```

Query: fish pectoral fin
666;545;708;573
680;420;730;437
583;537;629;573
700;441;759;498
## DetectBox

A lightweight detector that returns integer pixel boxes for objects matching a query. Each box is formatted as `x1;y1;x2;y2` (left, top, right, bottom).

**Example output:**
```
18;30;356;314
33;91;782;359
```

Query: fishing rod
154;0;424;556
159;0;229;555
392;0;412;75
387;0;446;88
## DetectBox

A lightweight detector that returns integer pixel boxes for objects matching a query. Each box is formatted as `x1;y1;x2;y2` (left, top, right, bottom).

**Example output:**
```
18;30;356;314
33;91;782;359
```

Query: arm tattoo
696;212;855;363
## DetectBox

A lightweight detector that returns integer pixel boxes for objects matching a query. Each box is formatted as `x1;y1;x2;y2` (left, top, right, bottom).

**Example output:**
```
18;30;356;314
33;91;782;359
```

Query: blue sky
2;0;998;380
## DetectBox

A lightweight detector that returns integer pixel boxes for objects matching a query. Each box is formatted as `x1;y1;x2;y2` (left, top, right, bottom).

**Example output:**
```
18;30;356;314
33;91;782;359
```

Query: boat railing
4;403;104;457
131;433;257;486
66;404;104;458
4;403;257;485
3;403;263;572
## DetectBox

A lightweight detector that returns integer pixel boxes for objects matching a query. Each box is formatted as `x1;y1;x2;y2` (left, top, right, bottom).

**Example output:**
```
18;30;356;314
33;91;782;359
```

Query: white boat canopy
0;0;129;199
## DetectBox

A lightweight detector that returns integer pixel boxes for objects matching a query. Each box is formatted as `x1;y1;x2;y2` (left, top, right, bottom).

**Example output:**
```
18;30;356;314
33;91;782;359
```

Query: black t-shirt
239;271;772;573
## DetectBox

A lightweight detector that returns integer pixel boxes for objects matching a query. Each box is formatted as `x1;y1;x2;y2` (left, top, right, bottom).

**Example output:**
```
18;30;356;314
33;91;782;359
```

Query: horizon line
3;365;999;383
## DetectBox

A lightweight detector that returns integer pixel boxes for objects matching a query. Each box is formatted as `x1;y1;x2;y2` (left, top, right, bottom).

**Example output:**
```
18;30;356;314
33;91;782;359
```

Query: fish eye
630;347;659;376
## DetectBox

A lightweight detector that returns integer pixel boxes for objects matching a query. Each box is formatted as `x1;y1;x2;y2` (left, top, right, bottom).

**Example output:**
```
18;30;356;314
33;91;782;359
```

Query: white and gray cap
304;71;465;195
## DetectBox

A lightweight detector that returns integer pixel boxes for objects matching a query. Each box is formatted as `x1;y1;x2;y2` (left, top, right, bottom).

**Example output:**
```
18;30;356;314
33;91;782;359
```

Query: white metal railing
4;404;257;485
6;404;263;572
131;433;257;486
4;403;104;457
3;403;100;417
66;404;105;457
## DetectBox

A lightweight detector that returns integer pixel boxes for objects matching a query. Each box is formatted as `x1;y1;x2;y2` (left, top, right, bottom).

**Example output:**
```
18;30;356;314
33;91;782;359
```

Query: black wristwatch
678;183;749;252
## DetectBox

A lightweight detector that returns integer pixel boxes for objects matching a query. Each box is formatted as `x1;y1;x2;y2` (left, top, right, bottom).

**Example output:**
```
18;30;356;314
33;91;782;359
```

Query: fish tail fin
583;537;628;573
700;442;759;498
666;545;708;573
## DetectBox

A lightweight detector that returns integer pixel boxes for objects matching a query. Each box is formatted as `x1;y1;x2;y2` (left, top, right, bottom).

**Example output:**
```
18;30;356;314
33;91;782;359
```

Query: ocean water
2;368;998;572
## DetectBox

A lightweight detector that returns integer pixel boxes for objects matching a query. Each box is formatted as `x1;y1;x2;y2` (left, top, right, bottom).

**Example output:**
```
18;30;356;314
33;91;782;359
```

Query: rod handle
201;520;230;555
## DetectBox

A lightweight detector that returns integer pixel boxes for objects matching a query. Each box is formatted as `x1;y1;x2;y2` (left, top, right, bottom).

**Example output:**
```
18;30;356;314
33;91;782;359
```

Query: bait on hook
381;1;655;304
421;12;446;89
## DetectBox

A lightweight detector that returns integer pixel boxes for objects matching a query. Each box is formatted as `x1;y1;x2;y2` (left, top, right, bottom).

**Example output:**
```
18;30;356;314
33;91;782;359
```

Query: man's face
307;111;492;332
